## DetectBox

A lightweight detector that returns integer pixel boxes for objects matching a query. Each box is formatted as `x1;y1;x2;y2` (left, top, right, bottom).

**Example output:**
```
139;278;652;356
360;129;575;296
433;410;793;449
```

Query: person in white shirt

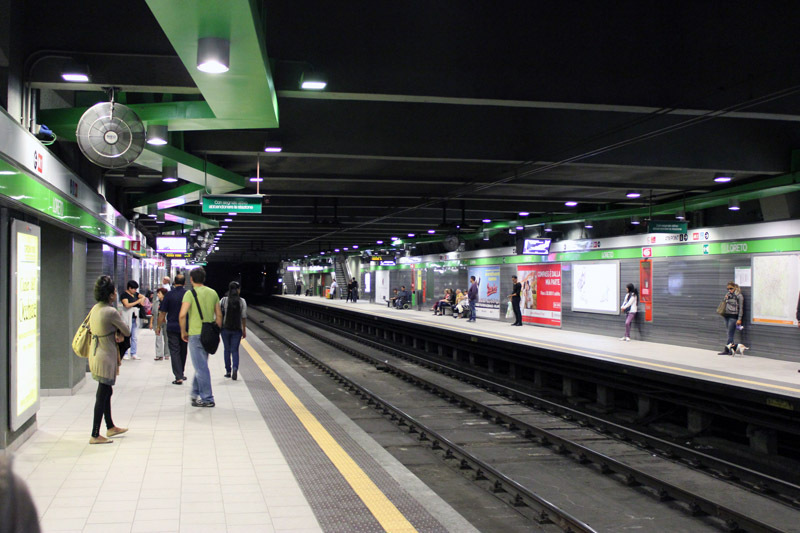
620;283;638;341
161;276;171;291
330;278;338;299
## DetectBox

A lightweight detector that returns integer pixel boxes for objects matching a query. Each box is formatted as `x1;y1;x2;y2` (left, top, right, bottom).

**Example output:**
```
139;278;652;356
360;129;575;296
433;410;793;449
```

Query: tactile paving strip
240;337;449;533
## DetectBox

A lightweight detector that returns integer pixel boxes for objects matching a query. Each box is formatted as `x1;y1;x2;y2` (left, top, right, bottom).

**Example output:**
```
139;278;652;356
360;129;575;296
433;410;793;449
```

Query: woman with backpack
219;281;247;380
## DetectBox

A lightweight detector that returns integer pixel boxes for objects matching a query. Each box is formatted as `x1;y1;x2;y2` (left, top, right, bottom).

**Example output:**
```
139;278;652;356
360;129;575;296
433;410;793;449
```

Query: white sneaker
122;354;131;360
131;354;141;360
624;337;631;342
619;337;627;341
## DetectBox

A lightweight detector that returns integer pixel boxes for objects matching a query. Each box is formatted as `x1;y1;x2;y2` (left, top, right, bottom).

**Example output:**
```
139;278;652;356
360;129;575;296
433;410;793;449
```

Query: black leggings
92;383;114;437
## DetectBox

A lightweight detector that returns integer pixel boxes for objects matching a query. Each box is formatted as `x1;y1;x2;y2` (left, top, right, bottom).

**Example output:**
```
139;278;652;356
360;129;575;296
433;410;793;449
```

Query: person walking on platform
88;275;130;444
619;283;638;341
119;280;145;360
350;277;359;303
718;281;744;355
220;281;247;380
509;276;522;326
467;276;479;322
180;268;222;407
150;288;168;360
345;278;353;302
295;279;302;295
159;274;188;384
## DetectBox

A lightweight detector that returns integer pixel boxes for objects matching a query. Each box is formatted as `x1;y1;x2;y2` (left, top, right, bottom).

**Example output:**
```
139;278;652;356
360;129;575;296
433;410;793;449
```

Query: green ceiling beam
163;208;219;229
147;143;245;187
145;0;279;129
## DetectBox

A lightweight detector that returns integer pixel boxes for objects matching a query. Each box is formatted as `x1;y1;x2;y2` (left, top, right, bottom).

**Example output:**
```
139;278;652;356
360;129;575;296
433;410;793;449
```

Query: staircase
334;259;348;299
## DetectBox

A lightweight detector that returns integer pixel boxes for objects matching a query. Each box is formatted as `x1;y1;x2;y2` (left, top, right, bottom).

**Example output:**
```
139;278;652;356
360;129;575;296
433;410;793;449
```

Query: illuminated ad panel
10;220;41;430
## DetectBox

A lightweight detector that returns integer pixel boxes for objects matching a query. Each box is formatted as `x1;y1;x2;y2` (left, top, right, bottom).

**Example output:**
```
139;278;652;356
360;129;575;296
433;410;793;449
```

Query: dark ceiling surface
25;1;800;260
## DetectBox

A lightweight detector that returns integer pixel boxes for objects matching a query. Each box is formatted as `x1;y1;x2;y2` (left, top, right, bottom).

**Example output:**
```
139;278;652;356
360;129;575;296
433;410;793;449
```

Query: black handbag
191;289;221;353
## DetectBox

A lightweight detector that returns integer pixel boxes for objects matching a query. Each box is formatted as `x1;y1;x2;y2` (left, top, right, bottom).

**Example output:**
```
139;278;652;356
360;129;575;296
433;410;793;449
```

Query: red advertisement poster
639;259;653;322
517;264;562;327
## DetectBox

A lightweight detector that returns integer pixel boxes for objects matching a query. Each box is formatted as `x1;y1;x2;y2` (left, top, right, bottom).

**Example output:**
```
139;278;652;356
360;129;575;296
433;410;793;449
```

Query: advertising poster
468;266;501;319
517;264;562;327
571;261;620;314
375;269;391;304
10;220;41;431
639;259;653;322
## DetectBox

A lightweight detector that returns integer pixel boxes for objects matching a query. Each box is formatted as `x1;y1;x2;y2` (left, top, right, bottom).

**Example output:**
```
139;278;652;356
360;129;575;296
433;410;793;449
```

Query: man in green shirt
179;268;222;407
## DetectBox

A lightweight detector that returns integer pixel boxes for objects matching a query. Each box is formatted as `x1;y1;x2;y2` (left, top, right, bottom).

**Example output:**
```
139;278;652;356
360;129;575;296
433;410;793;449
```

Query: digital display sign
156;236;187;253
522;238;552;255
10;220;41;430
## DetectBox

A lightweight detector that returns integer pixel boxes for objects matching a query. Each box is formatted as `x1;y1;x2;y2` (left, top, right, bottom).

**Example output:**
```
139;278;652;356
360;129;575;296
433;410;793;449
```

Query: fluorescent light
250;177;264;182
353;245;359;249
516;225;524;230
334;248;340;252
631;216;641;225
301;81;327;90
626;190;641;198
518;211;529;217
224;218;233;222
0;170;17;175
482;219;491;223
376;240;384;244
300;71;327;90
390;236;399;241
407;233;415;237
565;201;578;207
221;225;228;228
148;214;157;218
228;212;237;216
162;177;178;183
427;229;436;234
61;72;89;82
544;223;553;232
584;220;594;229
264;142;282;153
715;176;733;183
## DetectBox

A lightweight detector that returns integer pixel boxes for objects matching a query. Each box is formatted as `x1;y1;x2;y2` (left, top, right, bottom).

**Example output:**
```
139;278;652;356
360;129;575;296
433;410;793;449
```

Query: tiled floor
13;329;320;533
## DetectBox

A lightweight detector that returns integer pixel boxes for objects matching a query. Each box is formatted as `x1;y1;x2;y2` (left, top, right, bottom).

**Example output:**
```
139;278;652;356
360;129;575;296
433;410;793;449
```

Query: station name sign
162;252;192;258
202;194;263;214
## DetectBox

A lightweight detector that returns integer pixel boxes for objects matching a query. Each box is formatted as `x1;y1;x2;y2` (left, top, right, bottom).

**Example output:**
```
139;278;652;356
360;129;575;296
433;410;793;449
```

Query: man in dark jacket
467;276;479;322
159;274;188;384
509;275;522;326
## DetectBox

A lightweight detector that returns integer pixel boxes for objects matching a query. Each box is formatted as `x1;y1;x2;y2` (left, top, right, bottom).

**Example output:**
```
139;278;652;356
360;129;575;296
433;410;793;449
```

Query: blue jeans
188;335;214;402
468;299;476;320
725;316;738;345
221;329;242;373
127;315;139;355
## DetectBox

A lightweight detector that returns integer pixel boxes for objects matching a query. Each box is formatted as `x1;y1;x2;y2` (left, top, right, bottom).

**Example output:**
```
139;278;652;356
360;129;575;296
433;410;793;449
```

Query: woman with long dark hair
619;283;638;342
220;281;248;380
88;275;130;444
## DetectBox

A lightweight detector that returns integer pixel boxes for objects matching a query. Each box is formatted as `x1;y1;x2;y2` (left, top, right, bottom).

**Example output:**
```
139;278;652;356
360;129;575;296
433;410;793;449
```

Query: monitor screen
522;238;551;255
156;236;187;253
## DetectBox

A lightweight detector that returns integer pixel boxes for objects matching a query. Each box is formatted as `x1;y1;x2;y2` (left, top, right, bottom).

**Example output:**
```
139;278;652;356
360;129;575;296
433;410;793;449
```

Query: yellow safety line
381;313;800;395
242;339;418;533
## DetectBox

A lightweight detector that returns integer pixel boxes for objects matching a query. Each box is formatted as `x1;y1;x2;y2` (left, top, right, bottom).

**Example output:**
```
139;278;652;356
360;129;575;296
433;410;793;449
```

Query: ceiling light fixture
516;225;524;230
376;240;384;245
482;219;492;224
0;170;17;175
407;233;415;237
61;62;90;82
483;231;490;241
544;223;553;233
162;164;178;183
249;176;264;182
508;228;517;235
626;190;641;199
353;245;359;249
631;216;641;225
224;218;233;222
146;125;168;146
584;220;594;229
427;229;436;234
675;210;686;220
564;201;578;207
728;198;740;211
334;248;340;252
197;37;230;74
300;70;327;90
714;174;733;183
518;211;530;217
264;141;282;153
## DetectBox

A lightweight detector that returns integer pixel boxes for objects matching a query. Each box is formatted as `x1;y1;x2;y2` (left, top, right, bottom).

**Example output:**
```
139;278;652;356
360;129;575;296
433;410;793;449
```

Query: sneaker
122;354;131;360
232;368;238;381
89;435;113;445
191;397;201;407
619;337;627;341
131;354;141;360
194;400;215;408
106;427;128;438
624;337;631;342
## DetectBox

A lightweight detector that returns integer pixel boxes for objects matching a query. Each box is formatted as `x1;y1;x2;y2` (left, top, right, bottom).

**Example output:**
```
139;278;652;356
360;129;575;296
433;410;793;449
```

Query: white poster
571;261;620;314
375;269;391;304
734;267;751;288
751;254;800;326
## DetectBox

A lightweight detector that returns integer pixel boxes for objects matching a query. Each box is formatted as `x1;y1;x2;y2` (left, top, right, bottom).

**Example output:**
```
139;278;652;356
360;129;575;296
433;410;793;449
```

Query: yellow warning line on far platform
241;339;418;533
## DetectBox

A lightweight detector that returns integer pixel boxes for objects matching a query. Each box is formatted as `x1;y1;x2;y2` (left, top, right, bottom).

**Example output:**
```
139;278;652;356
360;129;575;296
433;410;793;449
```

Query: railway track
250;305;799;533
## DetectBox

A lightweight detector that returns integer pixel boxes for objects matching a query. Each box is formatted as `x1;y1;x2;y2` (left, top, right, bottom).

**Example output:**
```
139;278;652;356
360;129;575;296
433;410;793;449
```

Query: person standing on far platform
220;281;247;380
508;275;522;326
88;275;130;444
180;268;222;407
619;283;638;341
467;276;479;322
330;278;338;299
159;274;188;384
295;279;302;295
119;280;145;360
718;281;744;355
350;277;359;303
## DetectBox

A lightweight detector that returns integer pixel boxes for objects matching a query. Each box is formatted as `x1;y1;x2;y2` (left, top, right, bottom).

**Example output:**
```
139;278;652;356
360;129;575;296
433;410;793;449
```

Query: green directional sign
647;221;687;233
202;194;263;214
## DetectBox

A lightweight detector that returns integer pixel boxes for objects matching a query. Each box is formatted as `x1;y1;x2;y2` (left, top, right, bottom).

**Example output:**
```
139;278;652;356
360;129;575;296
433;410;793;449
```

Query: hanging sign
639;259;653;322
202;194;263;214
647;221;687;233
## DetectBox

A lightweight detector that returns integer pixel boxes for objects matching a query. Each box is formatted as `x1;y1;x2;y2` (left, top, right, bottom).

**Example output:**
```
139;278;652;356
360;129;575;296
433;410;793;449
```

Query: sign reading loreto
10;220;41;431
202;194;263;214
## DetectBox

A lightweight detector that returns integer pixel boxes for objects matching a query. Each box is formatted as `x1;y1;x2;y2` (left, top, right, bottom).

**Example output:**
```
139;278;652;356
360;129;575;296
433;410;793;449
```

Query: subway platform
10;329;478;533
279;295;800;400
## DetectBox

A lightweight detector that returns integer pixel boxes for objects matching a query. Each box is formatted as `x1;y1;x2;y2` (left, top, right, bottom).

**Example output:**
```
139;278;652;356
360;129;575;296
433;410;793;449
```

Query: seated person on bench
432;288;454;315
387;288;399;307
453;289;470;318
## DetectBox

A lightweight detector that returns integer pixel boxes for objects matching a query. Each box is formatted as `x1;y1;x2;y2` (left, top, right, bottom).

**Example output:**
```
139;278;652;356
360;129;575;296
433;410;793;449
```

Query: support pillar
638;395;653;418
596;385;615;409
687;409;712;434
562;377;577;399
747;425;778;455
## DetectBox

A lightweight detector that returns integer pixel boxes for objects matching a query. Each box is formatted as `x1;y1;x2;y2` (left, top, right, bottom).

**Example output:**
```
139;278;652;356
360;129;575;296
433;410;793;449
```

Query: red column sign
639;259;653;322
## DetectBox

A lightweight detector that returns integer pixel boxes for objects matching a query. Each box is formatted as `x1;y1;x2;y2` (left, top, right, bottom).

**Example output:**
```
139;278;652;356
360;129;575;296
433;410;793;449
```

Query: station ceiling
22;1;800;260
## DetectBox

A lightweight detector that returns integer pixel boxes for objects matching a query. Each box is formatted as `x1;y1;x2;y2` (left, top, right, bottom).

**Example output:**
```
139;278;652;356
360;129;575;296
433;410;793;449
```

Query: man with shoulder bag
179;268;222;407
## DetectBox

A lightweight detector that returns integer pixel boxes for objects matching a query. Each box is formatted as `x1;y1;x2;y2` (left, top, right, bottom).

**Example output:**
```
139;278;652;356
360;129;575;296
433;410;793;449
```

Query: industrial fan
443;233;463;252
76;96;145;169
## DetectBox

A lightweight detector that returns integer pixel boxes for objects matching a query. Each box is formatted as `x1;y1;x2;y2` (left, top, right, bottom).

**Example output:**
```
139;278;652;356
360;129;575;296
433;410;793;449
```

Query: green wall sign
202;195;263;214
648;221;687;233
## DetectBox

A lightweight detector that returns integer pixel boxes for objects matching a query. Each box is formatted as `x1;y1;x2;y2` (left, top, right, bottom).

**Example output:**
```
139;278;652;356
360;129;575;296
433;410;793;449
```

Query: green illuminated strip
0;164;128;240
